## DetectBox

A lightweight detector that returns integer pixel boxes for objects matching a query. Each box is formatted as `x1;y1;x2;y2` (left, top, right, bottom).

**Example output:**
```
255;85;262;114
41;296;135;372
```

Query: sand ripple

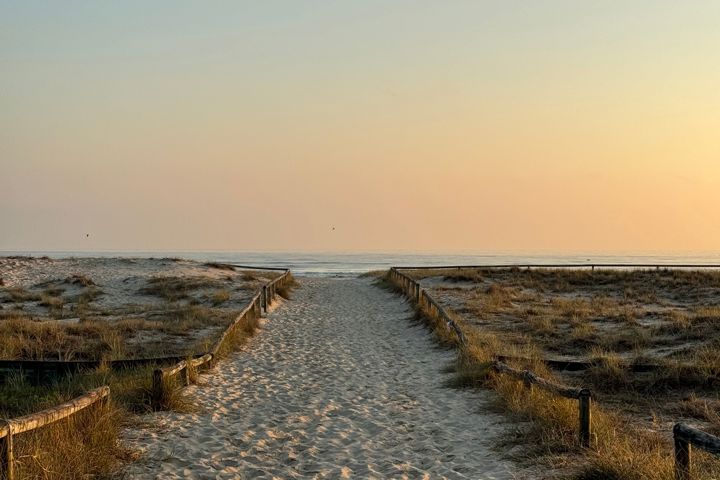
123;277;516;479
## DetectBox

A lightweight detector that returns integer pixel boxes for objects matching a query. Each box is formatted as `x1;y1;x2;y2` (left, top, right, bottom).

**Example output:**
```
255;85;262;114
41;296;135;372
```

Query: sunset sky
2;1;719;253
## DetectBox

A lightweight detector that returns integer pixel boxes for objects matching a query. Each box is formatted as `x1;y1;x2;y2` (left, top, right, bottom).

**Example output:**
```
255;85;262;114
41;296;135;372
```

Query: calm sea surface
2;251;720;276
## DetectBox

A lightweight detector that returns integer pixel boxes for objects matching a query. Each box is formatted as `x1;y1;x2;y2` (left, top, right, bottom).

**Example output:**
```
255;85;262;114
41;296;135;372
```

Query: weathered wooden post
183;362;190;386
674;424;691;480
94;385;109;418
1;422;14;480
579;389;592;448
152;369;164;410
262;285;268;313
523;370;534;394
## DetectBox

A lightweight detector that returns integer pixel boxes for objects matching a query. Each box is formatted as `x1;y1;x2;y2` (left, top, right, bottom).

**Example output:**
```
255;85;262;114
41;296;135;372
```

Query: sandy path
123;277;516;479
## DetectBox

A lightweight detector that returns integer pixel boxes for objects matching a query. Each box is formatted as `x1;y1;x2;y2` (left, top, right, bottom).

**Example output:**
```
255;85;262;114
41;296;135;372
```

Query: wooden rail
494;362;592;447
0;386;110;480
0;356;194;386
388;267;593;447
151;269;292;409
673;423;720;480
389;268;467;346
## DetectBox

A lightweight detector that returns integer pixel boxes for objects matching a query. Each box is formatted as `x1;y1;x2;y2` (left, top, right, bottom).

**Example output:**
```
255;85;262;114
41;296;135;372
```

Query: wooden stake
1;422;14;480
152;369;164;410
674;424;692;480
579;389;592;448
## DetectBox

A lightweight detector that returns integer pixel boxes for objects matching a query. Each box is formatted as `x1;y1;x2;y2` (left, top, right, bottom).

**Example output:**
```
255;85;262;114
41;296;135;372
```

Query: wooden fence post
523;370;534;394
183;364;190;386
262;286;268;313
1;421;14;480
579;389;592;448
152;369;164;410
674;424;692;480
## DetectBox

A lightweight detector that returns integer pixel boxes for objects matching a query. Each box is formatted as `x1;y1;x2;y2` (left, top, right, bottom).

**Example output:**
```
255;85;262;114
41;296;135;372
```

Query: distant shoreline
2;251;720;276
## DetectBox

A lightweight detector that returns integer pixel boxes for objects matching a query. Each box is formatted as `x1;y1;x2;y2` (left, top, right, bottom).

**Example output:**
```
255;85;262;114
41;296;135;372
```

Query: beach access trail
124;277;515;479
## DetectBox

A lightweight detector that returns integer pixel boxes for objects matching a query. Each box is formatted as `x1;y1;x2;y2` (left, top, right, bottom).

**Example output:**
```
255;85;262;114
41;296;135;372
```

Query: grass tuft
276;275;298;300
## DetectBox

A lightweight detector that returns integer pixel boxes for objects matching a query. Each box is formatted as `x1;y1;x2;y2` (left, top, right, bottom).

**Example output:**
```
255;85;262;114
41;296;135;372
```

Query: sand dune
123;277;516;479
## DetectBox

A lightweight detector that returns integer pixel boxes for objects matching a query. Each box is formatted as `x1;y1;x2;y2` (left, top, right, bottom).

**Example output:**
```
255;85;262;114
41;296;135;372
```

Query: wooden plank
3;387;109;437
152;369;164;409
189;354;213;369
579;390;592;448
674;423;720;457
162;360;187;377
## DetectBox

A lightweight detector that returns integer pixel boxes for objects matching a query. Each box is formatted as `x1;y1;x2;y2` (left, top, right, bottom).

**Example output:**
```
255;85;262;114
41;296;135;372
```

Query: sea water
2;251;720;276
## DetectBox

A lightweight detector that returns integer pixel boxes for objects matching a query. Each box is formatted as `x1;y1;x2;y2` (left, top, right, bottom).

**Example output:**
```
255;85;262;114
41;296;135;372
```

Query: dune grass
0;305;238;361
0;300;268;479
1;365;155;479
8;397;129;479
276;275;299;300
386;269;720;480
412;268;720;402
0;273;295;479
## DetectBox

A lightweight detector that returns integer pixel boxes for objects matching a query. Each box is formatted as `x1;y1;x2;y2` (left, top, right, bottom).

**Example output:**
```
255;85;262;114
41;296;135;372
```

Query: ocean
2;251;720;276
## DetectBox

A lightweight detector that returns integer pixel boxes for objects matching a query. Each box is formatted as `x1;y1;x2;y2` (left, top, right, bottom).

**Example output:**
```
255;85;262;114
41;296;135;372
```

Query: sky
2;1;719;253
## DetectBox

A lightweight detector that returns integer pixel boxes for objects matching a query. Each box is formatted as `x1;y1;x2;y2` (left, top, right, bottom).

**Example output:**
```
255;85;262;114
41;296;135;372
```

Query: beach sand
123;277;517;479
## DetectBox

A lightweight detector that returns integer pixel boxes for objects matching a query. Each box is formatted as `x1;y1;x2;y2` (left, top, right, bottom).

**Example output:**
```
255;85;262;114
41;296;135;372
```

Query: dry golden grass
204;262;236;271
389;269;720;480
139;275;225;301
0;261;291;477
276;274;298;300
213;307;261;359
0;364;158;479
416;268;720;394
0;294;270;479
9;400;130;479
0;304;243;361
211;289;231;305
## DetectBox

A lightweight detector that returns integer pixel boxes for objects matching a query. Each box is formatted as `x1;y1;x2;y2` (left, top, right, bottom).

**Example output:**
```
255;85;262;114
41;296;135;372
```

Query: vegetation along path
123;277;515;479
